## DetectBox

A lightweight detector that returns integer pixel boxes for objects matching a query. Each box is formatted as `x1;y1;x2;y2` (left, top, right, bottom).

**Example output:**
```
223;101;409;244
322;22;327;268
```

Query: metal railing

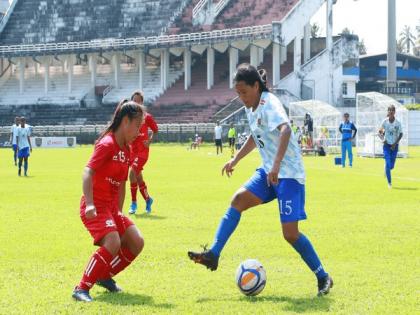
0;24;272;57
0;0;18;33
192;0;209;18
214;0;231;16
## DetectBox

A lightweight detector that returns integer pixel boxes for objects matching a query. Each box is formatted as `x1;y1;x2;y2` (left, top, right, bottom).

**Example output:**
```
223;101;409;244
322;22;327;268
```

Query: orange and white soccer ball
235;259;266;296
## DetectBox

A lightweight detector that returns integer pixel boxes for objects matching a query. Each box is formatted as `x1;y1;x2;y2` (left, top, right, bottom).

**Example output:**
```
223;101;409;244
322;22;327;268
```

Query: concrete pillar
138;51;145;91
67;55;76;94
184;48;191;90
272;43;281;87
229;47;239;89
294;33;302;73
387;0;396;87
258;47;264;65
303;23;311;63
34;62;38;75
250;45;259;67
280;45;287;64
88;54;97;88
326;0;334;104
18;58;25;94
207;46;214;90
44;57;50;95
160;49;169;90
112;53;120;89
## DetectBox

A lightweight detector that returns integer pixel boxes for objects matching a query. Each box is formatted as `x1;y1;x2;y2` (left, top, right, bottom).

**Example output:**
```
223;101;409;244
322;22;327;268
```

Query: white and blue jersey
245;91;305;184
244;92;306;223
339;121;356;141
17;126;31;150
381;118;402;145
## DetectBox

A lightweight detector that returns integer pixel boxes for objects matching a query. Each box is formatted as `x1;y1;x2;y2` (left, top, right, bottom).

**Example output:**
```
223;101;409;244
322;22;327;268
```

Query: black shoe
188;247;219;271
317;276;333;296
96;278;122;293
72;287;93;302
18;168;21;176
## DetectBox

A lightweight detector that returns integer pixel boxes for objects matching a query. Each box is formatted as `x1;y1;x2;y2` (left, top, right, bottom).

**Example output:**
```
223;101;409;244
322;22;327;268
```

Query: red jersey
86;133;130;208
131;113;158;154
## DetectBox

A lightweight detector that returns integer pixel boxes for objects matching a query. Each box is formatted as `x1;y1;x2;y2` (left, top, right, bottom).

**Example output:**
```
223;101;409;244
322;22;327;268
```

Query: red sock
78;247;113;291
130;182;138;202
138;181;150;201
109;247;137;277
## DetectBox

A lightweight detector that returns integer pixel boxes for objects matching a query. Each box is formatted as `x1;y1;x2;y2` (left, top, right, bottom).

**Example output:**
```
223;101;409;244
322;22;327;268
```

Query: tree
341;27;352;35
399;25;416;54
311;23;321;38
358;39;367;55
396;39;405;54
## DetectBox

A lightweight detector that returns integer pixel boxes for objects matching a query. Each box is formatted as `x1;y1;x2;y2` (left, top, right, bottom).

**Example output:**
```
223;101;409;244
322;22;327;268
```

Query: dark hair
131;90;144;103
98;100;144;142
344;112;349;116
388;105;396;111
233;63;269;93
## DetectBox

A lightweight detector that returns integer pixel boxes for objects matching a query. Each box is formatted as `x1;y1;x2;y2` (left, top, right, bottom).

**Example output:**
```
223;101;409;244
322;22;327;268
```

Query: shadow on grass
134;213;167;220
392;187;418;191
197;295;332;313
95;292;175;309
241;295;333;313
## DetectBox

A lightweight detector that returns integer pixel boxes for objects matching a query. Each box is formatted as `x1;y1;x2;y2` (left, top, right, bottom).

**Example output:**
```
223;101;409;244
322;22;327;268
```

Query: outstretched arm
222;135;256;177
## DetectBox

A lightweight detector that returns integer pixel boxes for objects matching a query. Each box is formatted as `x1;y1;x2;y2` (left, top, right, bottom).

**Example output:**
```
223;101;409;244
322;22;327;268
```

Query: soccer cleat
96;278;122;293
18;168;21;176
72;287;93;302
388;183;392;189
128;202;137;214
145;197;153;213
188;247;219;271
317;276;333;297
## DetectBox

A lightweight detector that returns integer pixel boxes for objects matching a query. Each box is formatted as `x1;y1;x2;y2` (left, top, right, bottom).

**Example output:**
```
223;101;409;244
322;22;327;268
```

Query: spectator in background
290;120;298;134
10;116;20;166
339;113;357;168
228;123;236;158
214;121;223;155
304;113;313;146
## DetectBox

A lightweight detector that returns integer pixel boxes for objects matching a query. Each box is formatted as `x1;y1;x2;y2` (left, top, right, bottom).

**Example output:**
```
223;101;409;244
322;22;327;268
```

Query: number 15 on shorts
279;200;293;215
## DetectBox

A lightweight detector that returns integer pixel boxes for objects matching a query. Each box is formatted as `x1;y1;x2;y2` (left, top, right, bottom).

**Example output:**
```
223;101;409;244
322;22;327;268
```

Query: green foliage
406;103;420;110
1;145;419;314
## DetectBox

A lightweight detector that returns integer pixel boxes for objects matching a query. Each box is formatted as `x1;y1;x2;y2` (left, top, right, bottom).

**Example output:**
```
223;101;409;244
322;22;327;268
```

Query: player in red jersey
72;100;145;302
128;91;159;214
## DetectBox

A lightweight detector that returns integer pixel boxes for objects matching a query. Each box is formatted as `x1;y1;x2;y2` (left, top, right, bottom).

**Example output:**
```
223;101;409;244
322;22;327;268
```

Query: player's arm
391;131;403;150
222;135;256;177
82;167;96;219
118;182;126;212
9;127;13;142
352;124;357;139
338;123;343;134
27;134;32;152
268;123;291;186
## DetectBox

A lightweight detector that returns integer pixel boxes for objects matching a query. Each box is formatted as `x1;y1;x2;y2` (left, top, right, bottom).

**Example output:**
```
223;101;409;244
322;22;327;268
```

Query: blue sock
210;207;241;257
24;160;28;173
292;233;328;280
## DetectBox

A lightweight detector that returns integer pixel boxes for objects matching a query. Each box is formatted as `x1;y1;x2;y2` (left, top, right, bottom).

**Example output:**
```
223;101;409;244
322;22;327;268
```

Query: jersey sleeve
87;140;113;171
265;99;289;132
146;115;158;133
351;123;357;130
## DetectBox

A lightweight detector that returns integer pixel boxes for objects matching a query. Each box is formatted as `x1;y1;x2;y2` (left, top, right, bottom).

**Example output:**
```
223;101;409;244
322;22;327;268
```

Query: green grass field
1;145;419;314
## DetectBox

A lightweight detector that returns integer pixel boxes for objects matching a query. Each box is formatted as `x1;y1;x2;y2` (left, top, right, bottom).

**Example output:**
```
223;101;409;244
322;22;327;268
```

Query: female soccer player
378;105;403;188
188;64;333;296
72;100;145;302
128;90;159;214
16;117;32;176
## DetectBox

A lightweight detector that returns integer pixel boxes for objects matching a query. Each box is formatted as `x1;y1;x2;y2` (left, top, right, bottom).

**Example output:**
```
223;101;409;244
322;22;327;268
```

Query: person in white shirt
16;117;32;176
378;105;403;188
214;121;223;155
188;64;332;297
10;116;20;166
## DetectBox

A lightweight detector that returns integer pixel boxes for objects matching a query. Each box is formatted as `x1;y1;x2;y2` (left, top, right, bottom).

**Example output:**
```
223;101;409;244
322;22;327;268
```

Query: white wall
408;111;420;145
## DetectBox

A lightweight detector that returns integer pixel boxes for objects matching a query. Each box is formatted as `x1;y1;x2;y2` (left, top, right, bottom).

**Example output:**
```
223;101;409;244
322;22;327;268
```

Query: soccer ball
235;259;266;296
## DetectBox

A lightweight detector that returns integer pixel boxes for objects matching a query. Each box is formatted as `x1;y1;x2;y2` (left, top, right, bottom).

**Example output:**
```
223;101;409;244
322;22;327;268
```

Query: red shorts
80;197;134;245
130;151;149;174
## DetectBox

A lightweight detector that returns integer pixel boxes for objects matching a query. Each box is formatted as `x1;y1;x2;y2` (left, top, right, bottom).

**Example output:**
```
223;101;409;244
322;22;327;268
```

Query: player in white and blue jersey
10;117;20;166
378;105;403;188
188;64;333;296
339;113;357;167
16;117;32;176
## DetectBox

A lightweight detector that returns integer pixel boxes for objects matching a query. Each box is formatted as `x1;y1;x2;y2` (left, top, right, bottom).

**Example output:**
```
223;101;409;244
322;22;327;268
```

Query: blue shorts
244;168;307;223
12;144;18;151
18;147;30;158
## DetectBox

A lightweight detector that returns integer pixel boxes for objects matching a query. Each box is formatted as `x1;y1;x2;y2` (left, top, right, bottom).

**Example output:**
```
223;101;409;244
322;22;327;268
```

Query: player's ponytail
233;63;269;93
97;99;144;142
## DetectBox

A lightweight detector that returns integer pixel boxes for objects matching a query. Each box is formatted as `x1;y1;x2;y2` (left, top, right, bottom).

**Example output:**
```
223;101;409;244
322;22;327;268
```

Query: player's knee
103;234;121;256
230;193;248;213
131;236;144;256
282;230;299;244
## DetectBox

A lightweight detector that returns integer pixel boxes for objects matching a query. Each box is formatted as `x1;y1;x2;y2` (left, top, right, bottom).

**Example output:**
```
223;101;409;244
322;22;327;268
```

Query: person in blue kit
378;105;403;189
188;64;333;297
339;113;357;168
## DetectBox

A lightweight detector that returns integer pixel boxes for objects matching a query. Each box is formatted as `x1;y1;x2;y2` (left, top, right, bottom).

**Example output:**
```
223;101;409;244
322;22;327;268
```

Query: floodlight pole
387;0;397;88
